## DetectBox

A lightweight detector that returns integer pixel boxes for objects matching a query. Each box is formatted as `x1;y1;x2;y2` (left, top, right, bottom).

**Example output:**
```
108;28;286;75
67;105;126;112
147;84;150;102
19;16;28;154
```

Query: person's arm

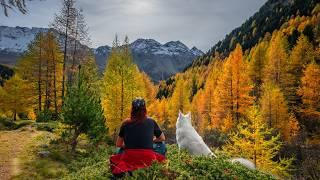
153;133;165;142
153;120;165;142
116;124;125;148
116;136;125;148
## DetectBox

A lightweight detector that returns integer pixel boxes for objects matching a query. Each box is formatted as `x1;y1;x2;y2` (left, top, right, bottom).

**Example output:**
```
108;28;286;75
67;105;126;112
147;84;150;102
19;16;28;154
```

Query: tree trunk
230;72;234;122
236;75;240;123
45;56;50;110
38;35;43;113
61;4;71;106
52;49;58;117
13;110;17;121
71;128;80;153
70;29;78;85
268;97;272;128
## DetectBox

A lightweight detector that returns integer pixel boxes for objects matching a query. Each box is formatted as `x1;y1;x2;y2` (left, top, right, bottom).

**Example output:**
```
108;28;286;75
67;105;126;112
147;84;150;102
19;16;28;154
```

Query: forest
0;0;319;179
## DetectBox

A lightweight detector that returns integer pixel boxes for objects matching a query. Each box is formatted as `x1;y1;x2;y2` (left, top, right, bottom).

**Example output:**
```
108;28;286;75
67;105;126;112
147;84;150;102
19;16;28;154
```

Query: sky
0;0;267;51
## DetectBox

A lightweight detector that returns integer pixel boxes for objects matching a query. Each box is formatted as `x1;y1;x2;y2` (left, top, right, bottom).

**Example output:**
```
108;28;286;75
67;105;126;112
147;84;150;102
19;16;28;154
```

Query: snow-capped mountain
0;26;203;82
190;46;204;56
0;26;63;65
94;39;203;81
0;26;48;53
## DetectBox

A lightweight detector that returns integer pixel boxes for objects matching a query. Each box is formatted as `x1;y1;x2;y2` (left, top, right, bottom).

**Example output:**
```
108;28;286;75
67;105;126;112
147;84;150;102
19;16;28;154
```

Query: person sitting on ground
110;97;166;176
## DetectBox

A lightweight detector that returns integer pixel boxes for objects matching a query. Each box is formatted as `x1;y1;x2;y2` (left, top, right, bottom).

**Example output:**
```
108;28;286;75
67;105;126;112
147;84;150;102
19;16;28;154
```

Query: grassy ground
0;126;43;180
0;122;275;179
12;131;69;180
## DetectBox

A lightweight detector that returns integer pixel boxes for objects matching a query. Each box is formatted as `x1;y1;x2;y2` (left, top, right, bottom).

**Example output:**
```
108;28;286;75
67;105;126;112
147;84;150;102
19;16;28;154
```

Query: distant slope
191;0;318;68
94;39;203;82
0;26;85;65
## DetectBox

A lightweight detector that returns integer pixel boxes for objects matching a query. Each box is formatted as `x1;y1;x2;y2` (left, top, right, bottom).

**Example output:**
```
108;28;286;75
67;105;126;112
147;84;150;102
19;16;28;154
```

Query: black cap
132;97;146;111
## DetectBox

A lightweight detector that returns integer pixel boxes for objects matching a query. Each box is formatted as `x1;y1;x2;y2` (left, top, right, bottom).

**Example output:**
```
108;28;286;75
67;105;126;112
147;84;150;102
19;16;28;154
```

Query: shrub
36;122;58;132
36;110;53;122
61;66;107;152
204;129;229;147
0;118;33;130
0;117;15;130
62;146;113;179
15;120;33;129
130;145;275;179
62;145;275;179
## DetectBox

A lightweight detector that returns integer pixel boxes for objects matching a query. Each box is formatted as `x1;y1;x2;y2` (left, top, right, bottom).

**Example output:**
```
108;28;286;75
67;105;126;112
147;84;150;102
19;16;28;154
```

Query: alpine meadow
0;0;319;179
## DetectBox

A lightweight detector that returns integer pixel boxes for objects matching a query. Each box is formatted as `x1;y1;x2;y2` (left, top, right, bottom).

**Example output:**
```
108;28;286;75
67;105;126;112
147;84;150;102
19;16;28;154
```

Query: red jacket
110;149;166;175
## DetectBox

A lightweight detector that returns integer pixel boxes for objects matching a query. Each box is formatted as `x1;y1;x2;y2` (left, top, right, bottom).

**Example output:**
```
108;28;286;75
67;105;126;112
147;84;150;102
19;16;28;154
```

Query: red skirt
110;149;166;175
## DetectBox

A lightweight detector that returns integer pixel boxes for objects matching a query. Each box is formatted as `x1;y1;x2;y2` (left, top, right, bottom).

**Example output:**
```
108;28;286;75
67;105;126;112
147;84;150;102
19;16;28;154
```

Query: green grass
59;145;275;179
11;131;67;180
11;129;275;180
34;121;59;132
128;146;275;180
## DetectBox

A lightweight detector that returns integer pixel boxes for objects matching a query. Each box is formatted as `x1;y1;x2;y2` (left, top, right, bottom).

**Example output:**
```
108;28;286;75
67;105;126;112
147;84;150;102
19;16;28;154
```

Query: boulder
38;151;50;158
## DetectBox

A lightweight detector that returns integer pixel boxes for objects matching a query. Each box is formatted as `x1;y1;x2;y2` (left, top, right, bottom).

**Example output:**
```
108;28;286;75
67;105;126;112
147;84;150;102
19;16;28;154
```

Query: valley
0;0;319;179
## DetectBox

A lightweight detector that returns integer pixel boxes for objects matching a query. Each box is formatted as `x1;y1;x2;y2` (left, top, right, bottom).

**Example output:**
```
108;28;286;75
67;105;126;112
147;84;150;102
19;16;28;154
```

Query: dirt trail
0;127;40;180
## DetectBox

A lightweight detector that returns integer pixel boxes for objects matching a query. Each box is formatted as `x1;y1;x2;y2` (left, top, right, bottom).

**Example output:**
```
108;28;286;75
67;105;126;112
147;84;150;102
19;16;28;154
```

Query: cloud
0;0;267;51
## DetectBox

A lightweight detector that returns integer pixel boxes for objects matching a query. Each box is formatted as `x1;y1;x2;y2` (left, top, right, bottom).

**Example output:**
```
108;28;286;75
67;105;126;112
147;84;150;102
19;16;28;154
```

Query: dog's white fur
176;111;255;170
176;111;216;157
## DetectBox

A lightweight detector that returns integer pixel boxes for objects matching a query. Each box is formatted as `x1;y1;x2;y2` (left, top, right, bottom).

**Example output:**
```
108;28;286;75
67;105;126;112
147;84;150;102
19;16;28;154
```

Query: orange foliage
212;44;253;130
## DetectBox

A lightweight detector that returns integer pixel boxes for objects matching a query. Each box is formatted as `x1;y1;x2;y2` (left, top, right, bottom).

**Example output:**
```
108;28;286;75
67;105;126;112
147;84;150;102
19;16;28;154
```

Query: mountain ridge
0;25;203;82
94;38;203;81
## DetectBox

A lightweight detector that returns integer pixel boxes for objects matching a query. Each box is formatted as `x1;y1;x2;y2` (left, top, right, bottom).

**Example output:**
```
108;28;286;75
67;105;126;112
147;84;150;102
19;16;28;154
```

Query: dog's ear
186;112;192;124
178;110;183;119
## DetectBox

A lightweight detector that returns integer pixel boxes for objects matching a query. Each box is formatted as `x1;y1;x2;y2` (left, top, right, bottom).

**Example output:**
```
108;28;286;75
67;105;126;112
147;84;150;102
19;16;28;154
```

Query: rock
231;158;256;170
39;144;49;148
38;151;50;158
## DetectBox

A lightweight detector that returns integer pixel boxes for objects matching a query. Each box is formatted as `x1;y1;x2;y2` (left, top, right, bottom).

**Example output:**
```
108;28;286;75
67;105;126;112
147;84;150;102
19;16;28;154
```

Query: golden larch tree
286;35;315;108
297;62;320;136
212;44;253;130
264;31;289;89
202;61;222;130
191;89;206;135
248;40;268;101
223;106;293;178
260;83;299;141
148;98;169;128
101;36;147;136
0;75;33;120
17;32;63;116
168;78;191;127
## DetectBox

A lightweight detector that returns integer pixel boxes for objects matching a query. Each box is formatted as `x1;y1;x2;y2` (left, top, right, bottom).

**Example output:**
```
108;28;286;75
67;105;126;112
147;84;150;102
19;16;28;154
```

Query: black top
119;118;162;149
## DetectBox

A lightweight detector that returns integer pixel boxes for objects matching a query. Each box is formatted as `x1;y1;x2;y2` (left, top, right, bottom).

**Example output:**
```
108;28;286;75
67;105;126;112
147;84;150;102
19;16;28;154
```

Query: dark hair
130;97;147;122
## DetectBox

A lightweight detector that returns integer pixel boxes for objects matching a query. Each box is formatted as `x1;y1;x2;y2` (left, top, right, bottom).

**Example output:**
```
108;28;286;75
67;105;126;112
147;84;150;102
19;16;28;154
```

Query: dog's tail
209;151;217;158
230;158;255;170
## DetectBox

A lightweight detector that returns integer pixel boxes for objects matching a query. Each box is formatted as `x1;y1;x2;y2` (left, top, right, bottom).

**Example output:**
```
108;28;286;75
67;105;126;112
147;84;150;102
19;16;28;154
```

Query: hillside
152;3;320;178
190;0;318;67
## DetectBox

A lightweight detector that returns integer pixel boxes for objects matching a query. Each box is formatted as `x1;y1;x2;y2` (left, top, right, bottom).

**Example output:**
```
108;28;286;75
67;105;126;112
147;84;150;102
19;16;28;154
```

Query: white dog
176;111;216;157
176;111;255;170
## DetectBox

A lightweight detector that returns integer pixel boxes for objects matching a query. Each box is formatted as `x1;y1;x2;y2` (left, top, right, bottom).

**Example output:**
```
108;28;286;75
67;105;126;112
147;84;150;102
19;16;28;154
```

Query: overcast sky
0;0;267;51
